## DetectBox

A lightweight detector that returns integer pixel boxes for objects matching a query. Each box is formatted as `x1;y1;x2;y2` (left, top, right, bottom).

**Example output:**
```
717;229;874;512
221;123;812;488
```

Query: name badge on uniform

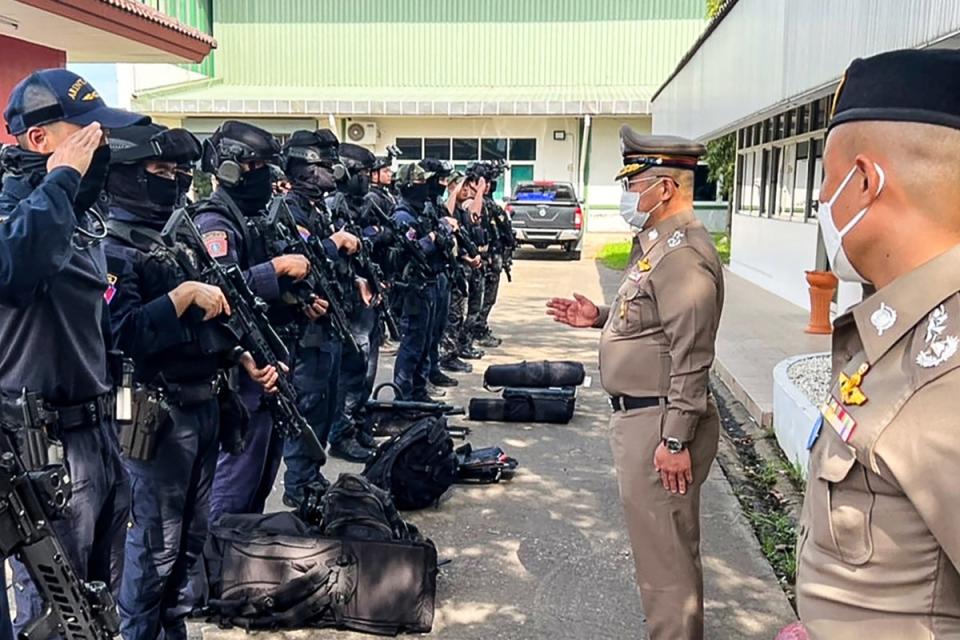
203;231;229;258
820;396;857;443
104;273;118;305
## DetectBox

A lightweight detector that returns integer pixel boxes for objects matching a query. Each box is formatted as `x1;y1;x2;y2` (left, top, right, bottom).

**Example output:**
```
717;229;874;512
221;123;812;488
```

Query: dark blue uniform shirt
0;168;112;403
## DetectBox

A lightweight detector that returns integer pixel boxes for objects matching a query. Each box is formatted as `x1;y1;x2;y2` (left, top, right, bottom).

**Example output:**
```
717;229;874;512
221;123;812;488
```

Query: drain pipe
578;114;592;229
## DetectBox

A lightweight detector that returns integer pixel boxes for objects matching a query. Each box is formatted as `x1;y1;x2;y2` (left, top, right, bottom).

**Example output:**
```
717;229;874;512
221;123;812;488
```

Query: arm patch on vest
203;231;229;258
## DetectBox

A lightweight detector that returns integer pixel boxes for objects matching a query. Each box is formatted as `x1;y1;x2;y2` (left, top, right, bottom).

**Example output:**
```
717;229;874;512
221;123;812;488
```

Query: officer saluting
547;127;723;640
796;49;960;639
0;69;146;633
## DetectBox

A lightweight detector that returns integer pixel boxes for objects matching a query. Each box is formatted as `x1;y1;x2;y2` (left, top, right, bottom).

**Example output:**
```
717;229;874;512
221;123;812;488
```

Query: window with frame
424;138;450;160
395;138;423;159
452;138;479;161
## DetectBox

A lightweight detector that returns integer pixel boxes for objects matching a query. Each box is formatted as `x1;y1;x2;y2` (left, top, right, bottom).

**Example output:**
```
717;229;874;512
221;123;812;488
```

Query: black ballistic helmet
109;123;202;166
201;120;280;187
282;129;340;171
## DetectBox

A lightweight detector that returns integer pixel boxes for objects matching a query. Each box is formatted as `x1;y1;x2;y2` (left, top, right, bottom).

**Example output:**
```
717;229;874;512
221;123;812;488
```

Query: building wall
652;0;960;140
0;36;66;143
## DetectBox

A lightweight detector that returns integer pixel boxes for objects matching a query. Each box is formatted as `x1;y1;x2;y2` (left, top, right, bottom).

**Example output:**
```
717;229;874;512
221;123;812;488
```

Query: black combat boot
440;356;473;373
328;436;375;463
430;370;459;387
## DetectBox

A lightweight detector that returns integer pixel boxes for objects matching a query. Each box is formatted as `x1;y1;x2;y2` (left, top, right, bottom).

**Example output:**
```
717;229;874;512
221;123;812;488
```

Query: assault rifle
361;383;469;438
161;207;326;462
0;394;120;639
365;200;434;285
264;198;360;354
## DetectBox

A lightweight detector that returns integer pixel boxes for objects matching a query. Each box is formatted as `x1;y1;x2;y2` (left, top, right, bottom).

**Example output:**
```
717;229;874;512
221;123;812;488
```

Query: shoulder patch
104;273;118;305
203;231;229;258
297;225;312;240
914;304;959;369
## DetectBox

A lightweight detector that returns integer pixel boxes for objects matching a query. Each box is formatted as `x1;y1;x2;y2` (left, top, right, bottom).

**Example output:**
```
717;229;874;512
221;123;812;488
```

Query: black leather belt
609;395;662;412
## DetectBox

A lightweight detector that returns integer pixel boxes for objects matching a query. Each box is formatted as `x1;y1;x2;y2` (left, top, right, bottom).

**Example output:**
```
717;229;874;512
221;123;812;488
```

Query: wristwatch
664;437;686;454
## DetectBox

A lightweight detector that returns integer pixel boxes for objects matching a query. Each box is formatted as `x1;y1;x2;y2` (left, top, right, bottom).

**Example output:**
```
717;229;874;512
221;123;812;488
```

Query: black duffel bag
203;510;438;635
468;386;577;424
483;360;585;389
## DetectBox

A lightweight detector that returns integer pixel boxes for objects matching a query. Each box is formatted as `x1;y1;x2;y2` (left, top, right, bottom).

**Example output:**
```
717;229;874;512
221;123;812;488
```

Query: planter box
772;353;829;478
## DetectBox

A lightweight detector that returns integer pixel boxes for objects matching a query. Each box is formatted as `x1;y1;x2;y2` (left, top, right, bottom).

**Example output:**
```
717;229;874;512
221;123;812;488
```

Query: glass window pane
752;150;763;213
509;138;537;161
424;138;450;160
810;138;824;214
693;164;717;202
779;144;796;218
452;138;479;161
742;153;755;212
481;138;507;160
396;138;422;159
795;152;809;218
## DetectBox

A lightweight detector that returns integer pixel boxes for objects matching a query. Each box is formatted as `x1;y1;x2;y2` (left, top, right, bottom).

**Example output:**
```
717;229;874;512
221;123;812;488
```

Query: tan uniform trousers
610;401;720;640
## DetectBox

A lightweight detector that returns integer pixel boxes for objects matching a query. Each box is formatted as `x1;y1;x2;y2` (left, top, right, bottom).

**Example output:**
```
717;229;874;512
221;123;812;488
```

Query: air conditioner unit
345;120;378;145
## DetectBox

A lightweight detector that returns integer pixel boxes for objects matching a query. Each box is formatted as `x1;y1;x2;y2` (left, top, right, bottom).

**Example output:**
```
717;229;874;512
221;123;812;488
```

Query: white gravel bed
786;354;832;406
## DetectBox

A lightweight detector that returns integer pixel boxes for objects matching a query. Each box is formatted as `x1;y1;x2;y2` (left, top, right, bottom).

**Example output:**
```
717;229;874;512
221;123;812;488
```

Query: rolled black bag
468;387;576;424
483;360;585;388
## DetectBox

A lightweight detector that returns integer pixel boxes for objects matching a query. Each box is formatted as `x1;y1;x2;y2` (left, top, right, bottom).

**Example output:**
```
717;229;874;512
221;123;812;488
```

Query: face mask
146;173;179;208
344;173;370;198
817;163;885;283
176;172;193;200
401;183;429;206
426;180;445;201
0;147;49;180
224;164;272;212
619;178;665;229
74;145;111;214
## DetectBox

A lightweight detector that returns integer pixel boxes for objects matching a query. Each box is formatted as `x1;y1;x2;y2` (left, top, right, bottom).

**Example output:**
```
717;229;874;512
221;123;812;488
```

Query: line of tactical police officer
0;68;514;640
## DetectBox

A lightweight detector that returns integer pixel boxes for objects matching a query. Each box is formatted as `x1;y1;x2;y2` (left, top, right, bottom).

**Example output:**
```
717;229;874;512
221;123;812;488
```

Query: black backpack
363;416;459;510
318;473;422;542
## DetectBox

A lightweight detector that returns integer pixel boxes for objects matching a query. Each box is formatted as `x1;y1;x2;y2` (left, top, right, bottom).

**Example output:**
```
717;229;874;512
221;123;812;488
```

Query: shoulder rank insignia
869;302;897;336
666;230;685;248
821;396;857;442
838;362;869;406
636;258;651;272
202;231;229;259
104;273;117;305
916;304;959;368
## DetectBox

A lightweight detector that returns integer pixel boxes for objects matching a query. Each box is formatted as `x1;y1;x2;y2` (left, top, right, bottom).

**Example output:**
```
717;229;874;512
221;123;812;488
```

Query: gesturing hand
545;293;600;328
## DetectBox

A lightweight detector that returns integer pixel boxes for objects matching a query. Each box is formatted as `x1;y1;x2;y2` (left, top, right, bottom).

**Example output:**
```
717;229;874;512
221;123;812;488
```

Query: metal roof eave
136;98;652;118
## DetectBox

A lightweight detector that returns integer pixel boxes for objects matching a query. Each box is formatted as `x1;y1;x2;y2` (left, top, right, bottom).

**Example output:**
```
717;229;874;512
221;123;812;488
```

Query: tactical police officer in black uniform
439;172;484;373
366;148;401;356
476;175;514;348
391;162;459;402
278;129;361;505
195;121;322;522
324;142;385;461
102;123;278;638
0;68;143;635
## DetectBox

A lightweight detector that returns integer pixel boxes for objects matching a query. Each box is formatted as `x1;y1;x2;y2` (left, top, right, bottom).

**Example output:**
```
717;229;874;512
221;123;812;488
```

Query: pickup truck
504;181;584;260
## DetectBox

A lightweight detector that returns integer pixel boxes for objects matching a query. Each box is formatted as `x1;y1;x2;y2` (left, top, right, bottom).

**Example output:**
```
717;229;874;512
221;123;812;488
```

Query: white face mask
619;178;664;229
816;163;885;283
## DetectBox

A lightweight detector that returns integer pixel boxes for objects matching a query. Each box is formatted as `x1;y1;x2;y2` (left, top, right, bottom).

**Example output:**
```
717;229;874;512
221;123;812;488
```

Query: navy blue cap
4;68;148;136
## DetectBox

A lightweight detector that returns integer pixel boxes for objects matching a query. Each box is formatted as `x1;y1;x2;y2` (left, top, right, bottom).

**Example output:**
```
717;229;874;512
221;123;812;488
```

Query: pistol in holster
116;360;169;462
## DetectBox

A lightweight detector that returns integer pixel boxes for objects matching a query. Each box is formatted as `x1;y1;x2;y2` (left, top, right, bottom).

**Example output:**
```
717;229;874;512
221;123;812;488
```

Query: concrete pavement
192;238;796;639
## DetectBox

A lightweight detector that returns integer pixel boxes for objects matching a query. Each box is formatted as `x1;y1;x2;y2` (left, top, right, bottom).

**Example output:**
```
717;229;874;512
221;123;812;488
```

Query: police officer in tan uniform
547;126;724;640
796;49;960;640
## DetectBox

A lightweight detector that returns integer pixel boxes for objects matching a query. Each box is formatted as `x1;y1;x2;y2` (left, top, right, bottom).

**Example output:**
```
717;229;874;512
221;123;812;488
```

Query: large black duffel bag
468;386;577;424
204;511;438;635
483;360;585;388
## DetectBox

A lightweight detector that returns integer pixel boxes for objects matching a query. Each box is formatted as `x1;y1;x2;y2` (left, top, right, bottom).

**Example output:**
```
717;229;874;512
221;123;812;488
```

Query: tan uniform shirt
797;244;960;639
596;209;724;442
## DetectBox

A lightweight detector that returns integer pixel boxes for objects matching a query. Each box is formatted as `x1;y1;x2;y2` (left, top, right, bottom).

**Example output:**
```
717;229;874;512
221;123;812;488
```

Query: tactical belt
162;376;222;406
609;395;662;412
0;393;111;431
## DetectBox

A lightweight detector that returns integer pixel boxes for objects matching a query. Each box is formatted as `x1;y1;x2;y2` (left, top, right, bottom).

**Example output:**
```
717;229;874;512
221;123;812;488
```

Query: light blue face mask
619;177;665;229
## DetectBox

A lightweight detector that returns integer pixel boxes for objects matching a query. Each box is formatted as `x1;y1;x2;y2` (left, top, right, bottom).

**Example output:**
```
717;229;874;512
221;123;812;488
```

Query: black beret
830;48;960;132
616;125;705;180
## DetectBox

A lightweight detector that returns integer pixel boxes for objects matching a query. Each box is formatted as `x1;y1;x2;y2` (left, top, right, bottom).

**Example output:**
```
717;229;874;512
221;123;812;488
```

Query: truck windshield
513;183;576;202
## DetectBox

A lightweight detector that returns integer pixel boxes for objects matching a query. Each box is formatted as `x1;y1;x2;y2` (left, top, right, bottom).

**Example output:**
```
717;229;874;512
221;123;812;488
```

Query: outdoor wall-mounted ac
346;120;378;145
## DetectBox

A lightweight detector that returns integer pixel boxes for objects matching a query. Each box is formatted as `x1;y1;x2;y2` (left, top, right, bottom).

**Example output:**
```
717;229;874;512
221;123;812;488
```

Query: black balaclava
74;145;112;214
107;164;179;223
400;182;429;208
223;164;272;212
342;172;370;199
426;177;446;203
289;161;336;202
